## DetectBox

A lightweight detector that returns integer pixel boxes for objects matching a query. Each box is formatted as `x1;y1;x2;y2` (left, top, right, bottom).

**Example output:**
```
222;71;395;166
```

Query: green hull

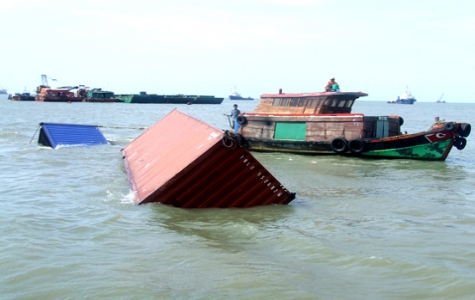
362;139;452;160
115;94;224;104
115;95;134;103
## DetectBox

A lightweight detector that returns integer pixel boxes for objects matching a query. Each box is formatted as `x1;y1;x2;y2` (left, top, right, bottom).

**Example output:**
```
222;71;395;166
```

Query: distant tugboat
229;86;253;100
388;89;417;104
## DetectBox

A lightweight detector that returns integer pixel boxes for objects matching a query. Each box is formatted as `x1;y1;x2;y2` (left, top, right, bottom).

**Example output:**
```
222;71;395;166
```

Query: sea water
1;98;474;299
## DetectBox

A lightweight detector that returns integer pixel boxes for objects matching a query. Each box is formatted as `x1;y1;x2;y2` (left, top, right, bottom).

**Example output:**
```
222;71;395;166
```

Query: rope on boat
222;130;243;150
29;124;41;143
224;114;234;129
96;125;149;130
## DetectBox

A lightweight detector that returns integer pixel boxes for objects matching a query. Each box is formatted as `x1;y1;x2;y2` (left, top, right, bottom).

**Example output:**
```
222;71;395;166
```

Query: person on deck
325;77;340;92
230;104;241;131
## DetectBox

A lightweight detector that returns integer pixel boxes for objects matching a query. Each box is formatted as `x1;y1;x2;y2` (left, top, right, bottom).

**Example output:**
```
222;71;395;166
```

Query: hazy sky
1;0;474;102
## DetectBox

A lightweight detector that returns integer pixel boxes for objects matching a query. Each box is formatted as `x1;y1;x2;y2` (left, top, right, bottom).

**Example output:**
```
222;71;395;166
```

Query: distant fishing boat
388;89;417;104
436;93;446;103
229;86;254;100
0;87;7;95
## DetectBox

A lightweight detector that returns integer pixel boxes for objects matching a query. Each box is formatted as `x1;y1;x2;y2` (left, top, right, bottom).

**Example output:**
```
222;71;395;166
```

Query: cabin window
346;99;354;108
306;98;318;108
281;98;290;106
289;98;299;107
331;98;338;107
273;98;281;106
298;98;307;107
338;100;346;108
324;98;331;106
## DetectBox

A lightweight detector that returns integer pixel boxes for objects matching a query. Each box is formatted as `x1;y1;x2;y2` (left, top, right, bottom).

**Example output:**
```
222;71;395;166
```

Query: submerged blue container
38;122;108;149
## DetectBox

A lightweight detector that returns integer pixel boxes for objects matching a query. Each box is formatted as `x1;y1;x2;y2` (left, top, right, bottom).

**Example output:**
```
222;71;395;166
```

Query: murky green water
1;97;474;299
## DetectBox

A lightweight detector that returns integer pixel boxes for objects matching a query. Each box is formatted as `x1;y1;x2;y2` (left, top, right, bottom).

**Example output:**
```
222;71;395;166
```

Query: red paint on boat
121;109;295;208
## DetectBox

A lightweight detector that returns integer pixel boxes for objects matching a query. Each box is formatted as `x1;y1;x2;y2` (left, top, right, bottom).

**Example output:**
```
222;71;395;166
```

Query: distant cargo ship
0;87;8;95
229;86;254;100
9;75;119;102
115;92;224;104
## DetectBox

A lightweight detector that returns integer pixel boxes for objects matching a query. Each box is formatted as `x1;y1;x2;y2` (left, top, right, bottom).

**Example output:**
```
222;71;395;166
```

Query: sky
1;0;474;102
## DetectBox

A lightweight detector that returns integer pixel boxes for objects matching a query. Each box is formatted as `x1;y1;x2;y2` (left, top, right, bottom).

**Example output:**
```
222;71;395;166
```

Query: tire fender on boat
459;123;471;137
330;137;348;153
399;117;404;126
236;116;247;125
453;137;467;150
348;138;366;154
444;122;455;132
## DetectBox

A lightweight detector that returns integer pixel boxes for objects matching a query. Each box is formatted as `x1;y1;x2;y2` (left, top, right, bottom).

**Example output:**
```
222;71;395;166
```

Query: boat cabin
87;88;114;99
251;90;368;115
237;89;405;155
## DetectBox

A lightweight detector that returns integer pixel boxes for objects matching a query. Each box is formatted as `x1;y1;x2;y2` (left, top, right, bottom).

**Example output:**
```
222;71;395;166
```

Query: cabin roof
260;91;368;98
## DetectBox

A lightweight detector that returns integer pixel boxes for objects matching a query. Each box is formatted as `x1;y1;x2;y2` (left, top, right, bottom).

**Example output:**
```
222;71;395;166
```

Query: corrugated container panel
38;122;109;149
122;109;296;208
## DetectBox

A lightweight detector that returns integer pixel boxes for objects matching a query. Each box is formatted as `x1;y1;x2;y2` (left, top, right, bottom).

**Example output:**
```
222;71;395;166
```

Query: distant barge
11;75;224;104
115;92;224;104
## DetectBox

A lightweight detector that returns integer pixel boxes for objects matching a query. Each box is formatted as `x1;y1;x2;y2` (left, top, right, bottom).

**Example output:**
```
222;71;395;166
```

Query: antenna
41;74;49;86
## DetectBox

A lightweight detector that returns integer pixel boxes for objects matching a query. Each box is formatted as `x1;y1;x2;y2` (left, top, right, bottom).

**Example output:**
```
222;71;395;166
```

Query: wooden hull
242;135;455;160
236;115;470;161
361;139;453;160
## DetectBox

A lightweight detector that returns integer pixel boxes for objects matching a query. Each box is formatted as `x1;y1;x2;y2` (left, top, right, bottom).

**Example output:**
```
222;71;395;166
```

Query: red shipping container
121;109;295;208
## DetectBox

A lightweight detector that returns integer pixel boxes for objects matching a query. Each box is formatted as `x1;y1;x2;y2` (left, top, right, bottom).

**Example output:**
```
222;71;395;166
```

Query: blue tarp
38;122;108;149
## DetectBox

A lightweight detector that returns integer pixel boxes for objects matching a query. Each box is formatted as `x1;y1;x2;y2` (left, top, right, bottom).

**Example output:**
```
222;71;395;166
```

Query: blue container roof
38;122;108;149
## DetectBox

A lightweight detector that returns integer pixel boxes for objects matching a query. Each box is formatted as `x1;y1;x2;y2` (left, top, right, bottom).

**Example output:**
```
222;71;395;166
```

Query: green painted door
376;117;389;138
274;122;307;140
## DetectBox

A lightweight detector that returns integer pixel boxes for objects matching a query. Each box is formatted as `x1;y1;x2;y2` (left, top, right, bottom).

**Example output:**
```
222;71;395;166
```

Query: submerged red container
121;109;295;208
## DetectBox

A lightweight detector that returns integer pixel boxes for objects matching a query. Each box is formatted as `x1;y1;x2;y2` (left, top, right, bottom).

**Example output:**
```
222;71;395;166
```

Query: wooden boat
228;89;471;161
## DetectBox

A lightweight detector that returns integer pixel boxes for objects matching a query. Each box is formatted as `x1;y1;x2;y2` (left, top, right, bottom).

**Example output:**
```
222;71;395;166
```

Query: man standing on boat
230;104;241;132
325;77;340;92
